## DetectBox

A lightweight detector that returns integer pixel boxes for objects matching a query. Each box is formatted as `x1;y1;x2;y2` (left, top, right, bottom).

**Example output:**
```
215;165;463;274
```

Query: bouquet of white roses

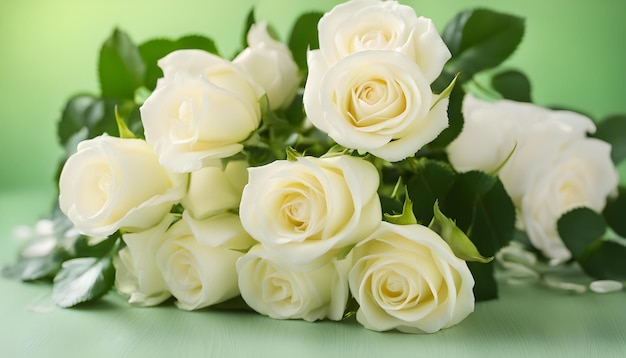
4;0;626;334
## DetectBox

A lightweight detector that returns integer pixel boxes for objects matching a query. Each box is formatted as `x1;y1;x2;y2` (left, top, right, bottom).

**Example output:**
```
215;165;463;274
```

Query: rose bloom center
77;161;115;217
173;252;201;292
374;268;415;307
358;30;391;49
281;192;311;232
170;98;199;145
347;78;406;128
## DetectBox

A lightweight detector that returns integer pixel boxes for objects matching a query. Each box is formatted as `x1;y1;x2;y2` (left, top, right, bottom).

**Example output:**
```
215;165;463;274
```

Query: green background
1;0;625;196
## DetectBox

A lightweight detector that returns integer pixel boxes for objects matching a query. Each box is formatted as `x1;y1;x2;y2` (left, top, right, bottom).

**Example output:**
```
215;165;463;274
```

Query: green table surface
1;189;625;357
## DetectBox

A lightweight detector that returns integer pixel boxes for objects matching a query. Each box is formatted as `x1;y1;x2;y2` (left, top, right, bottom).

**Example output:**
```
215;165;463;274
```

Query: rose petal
589;280;624;294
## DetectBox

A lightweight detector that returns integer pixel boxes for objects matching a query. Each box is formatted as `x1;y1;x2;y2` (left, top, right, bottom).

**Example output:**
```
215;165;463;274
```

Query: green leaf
241;8;256;51
558;207;606;259
82;98;121;137
379;196;403;218
162;35;219;55
441;10;472;61
115;106;136;139
384;195;418;225
441;172;515;301
280;91;306;127
3;204;78;282
429;201;492;263
336;244;357;261
593;114;626;164
259;94;284;129
428;84;465;149
289;126;336;159
491;69;532;102
134;86;152;105
285;146;302;161
52;256;115;308
468;261;497;301
243;142;276;167
288;12;323;70
578;241;626;281
603;187;626;237
442;9;525;80
430;69;458;95
99;28;146;99
557;207;626;280
124;104;144;136
446;171;498;208
57;96;142;152
57;95;98;147
139;35;219;90
1;248;69;281
321;144;353;158
342;295;360;320
430;73;458;111
253;95;303;161
404;158;455;224
378;167;404;217
468;176;515;255
72;234;119;259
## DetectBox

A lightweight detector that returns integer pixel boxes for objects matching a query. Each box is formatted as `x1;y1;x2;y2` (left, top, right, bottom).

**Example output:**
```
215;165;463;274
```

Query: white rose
498;119;595;207
234;22;300;110
181;160;249;220
239;155;381;267
58;134;186;238
449;94;586;170
140;49;265;173
448;94;597;204
304;50;449;162
316;0;450;83
236;244;351;322
349;222;475;334
156;213;254;310
114;214;176;306
519;136;617;262
447;94;618;261
446;94;526;174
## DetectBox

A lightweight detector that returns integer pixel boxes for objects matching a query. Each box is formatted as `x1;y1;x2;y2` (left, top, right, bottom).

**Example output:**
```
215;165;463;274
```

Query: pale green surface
1;0;626;191
2;189;626;357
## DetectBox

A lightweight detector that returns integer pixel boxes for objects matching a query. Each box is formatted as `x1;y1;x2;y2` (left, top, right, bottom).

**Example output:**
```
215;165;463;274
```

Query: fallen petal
589;280;624;294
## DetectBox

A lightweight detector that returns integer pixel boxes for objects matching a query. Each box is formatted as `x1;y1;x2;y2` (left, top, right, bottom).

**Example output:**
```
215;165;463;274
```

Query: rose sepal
429;201;493;263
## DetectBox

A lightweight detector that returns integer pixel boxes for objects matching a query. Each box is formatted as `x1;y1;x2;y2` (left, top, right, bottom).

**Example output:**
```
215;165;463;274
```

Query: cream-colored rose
236;244;350;322
181;160;248;220
316;0;450;83
499;119;596;208
349;222;475;333
519;137;617;262
114;214;176;306
447;94;618;261
58;134;186;238
140;49;265;173
446;94;527;174
234;22;300;110
239;155;381;267
448;94;597;203
304;50;449;162
156;213;254;310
